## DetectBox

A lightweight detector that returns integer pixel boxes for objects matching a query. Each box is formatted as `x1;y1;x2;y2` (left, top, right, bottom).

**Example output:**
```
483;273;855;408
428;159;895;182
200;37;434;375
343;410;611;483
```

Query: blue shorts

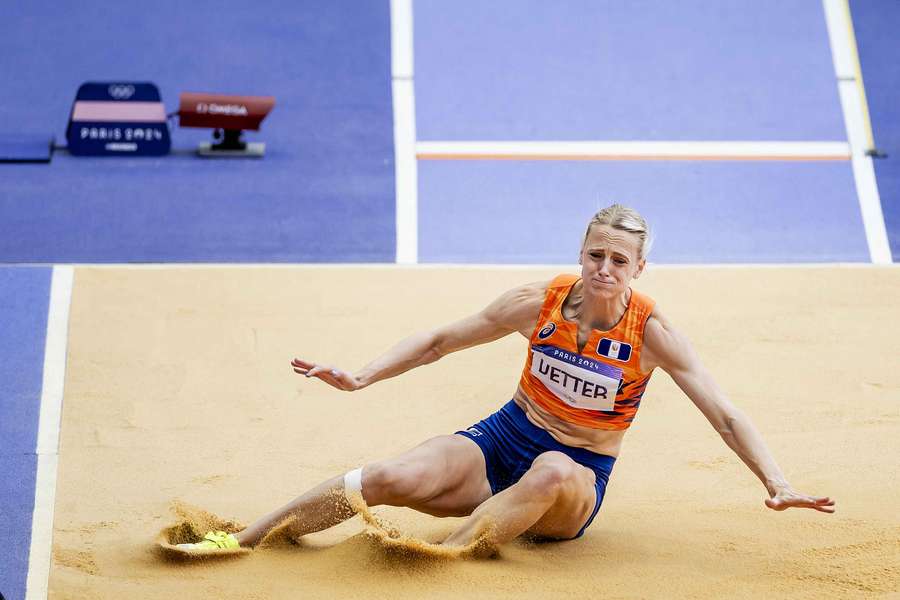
455;400;616;539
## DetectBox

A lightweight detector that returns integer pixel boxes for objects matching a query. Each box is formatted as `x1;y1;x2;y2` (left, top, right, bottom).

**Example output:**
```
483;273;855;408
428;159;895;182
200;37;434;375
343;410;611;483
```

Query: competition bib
530;344;622;412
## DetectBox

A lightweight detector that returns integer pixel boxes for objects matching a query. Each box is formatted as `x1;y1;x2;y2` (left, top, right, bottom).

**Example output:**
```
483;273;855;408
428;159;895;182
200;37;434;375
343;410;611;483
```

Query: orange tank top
518;274;655;431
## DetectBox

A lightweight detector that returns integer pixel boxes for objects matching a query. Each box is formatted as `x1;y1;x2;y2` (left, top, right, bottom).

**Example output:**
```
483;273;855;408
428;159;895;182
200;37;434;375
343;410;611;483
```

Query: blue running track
0;268;51;600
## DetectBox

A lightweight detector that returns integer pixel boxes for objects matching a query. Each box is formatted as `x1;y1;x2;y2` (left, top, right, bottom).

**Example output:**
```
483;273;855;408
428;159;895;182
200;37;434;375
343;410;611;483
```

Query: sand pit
48;266;899;598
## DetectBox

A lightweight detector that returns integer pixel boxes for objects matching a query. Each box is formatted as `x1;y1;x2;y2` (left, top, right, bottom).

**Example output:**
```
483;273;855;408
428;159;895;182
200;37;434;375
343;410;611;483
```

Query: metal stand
197;129;265;158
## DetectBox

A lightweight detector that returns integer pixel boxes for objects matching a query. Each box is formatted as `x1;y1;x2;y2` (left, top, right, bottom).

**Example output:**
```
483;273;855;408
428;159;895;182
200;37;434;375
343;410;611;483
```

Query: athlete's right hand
291;358;363;391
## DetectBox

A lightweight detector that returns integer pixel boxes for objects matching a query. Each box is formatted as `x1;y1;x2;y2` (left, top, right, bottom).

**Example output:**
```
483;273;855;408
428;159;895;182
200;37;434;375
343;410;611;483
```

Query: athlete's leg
363;435;493;517
442;451;597;547
234;474;349;547
235;434;490;547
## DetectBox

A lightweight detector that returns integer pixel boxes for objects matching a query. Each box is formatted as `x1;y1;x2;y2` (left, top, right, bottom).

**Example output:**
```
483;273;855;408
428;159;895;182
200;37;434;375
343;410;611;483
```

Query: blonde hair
583;204;653;260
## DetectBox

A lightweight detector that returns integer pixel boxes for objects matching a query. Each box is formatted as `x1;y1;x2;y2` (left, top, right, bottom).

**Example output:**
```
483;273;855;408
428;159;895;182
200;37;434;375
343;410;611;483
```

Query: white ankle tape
344;467;363;496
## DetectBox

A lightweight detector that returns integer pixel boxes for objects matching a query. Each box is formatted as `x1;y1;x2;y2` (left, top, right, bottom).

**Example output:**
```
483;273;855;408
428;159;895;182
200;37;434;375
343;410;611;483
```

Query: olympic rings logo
108;84;136;100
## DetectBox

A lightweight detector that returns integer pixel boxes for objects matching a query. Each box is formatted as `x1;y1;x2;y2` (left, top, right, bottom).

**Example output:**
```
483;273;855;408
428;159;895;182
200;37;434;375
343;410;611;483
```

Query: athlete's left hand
765;487;835;513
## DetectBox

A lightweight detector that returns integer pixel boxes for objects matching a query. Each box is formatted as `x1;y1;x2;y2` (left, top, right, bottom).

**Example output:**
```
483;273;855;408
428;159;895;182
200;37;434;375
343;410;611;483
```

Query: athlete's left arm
642;310;835;514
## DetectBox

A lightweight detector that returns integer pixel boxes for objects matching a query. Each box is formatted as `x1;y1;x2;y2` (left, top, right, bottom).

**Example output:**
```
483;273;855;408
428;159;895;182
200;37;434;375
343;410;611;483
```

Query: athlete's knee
362;459;437;506
525;452;582;498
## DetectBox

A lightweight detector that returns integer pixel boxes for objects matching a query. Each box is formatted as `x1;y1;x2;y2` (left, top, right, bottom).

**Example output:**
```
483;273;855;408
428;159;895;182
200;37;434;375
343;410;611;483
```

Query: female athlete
179;204;834;553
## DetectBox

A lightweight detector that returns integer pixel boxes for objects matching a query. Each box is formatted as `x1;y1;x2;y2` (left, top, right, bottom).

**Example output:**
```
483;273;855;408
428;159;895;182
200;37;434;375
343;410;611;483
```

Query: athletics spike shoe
176;531;241;552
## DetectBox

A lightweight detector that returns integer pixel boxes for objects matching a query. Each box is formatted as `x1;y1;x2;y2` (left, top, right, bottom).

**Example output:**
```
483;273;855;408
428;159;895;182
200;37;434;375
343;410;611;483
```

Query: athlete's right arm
291;281;548;391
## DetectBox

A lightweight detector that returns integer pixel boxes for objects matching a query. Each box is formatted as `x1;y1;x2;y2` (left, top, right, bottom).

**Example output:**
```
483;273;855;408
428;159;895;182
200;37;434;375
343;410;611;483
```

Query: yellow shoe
176;531;241;552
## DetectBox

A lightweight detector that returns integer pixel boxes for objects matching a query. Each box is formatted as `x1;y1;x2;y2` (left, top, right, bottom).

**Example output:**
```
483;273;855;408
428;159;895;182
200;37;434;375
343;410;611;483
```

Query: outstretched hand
765;487;835;513
291;358;363;391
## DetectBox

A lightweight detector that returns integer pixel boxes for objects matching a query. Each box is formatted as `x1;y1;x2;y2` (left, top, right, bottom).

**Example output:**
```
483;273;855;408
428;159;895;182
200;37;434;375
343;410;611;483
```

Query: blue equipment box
66;82;171;156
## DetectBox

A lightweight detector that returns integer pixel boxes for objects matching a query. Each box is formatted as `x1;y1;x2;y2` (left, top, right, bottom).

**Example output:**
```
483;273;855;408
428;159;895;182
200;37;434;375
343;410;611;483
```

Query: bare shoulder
504;279;550;305
644;306;673;339
642;306;692;372
483;279;550;336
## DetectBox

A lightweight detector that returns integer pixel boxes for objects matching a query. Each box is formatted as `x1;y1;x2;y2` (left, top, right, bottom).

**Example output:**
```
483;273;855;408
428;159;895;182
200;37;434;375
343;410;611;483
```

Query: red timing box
178;92;275;131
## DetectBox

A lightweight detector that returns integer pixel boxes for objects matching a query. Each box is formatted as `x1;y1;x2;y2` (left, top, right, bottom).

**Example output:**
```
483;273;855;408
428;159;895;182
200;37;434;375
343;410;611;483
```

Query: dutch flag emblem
597;338;632;362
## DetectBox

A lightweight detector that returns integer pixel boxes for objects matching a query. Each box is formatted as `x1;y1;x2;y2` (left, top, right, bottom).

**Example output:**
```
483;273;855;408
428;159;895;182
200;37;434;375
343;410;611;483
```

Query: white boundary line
416;140;851;161
823;0;892;264
25;265;74;600
390;0;418;264
843;3;877;152
390;0;413;80
823;0;855;79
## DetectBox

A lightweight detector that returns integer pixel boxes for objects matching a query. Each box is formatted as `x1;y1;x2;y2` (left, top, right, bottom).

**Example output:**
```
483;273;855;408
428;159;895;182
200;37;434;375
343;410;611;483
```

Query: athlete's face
580;225;645;297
